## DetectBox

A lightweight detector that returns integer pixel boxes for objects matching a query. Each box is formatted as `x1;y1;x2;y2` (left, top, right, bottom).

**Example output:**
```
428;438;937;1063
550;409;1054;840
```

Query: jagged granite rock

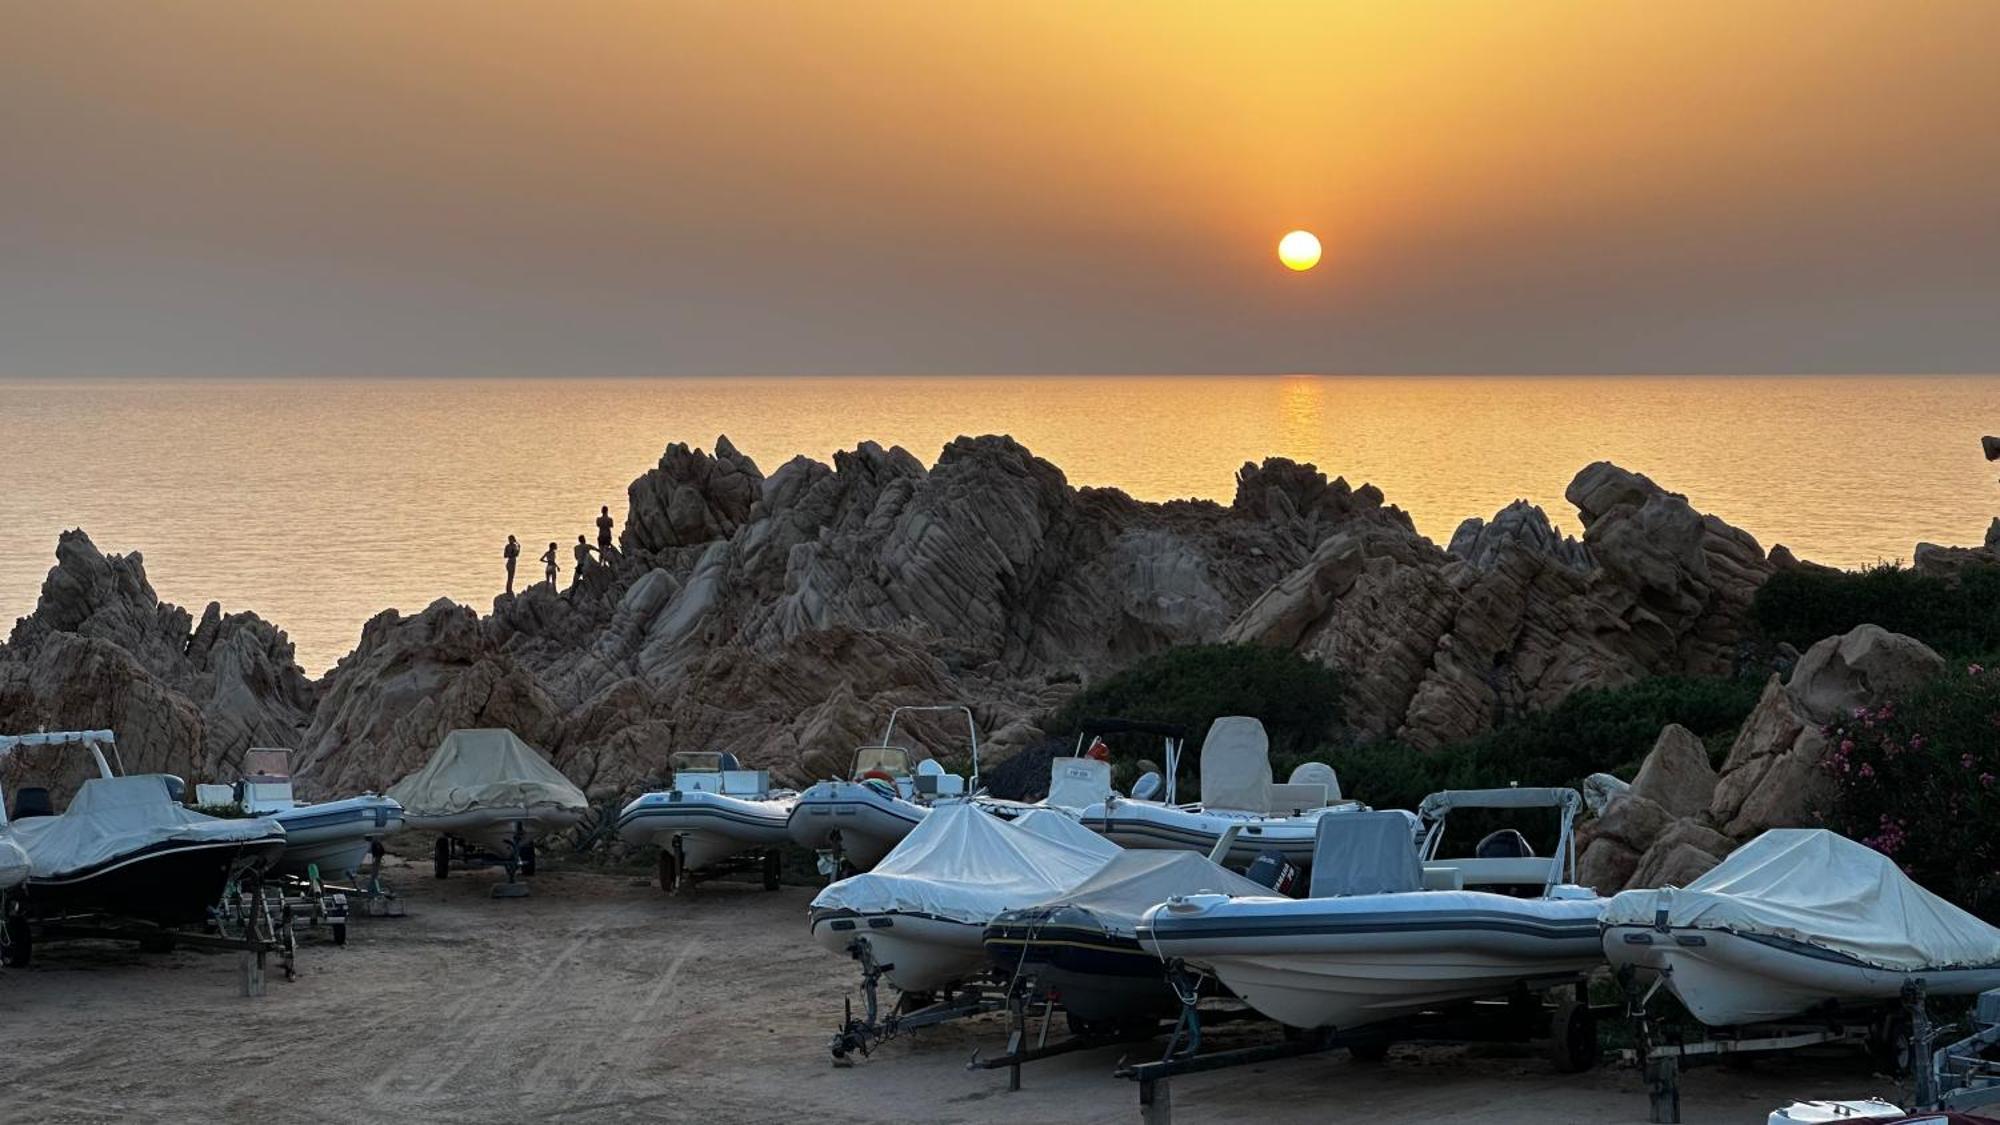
1629;723;1717;819
1;440;1797;806
1784;625;1945;726
0;531;314;799
1228;462;1774;748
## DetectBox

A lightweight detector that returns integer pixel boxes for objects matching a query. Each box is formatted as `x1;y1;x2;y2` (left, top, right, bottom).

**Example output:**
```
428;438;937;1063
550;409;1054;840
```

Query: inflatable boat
810;803;1118;993
1140;790;1604;1031
1603;829;2000;1027
388;729;587;881
789;705;984;874
617;751;796;890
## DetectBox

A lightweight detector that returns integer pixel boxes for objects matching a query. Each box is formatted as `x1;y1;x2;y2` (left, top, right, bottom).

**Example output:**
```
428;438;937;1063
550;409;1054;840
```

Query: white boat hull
788;781;927;870
1142;892;1605;1030
0;836;28;891
810;909;988;993
617;790;795;872
1604;924;2000;1027
1080;799;1349;868
270;795;405;877
406;807;583;851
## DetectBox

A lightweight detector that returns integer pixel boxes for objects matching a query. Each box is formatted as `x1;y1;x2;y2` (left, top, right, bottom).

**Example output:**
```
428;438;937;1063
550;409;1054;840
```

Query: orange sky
4;2;1997;375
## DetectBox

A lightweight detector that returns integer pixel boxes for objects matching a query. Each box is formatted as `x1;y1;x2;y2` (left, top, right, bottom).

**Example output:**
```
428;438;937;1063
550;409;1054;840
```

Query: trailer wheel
1868;1009;1914;1076
433;836;451;879
1548;998;1600;1073
1;899;30;968
520;841;538;877
762;849;781;891
658;850;679;893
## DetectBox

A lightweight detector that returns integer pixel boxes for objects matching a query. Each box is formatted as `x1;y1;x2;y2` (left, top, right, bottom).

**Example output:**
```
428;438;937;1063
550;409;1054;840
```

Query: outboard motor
1245;849;1299;896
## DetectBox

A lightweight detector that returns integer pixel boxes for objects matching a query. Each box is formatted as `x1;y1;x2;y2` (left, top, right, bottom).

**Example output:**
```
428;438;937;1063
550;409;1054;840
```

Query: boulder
1785;625;1945;726
1632;842;1721;889
1592;792;1676;852
1629;723;1718;819
1577;836;1641;896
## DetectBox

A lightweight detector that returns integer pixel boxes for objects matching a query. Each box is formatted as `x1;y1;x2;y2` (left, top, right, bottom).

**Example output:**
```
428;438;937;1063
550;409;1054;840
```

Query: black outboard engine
1245;849;1299;896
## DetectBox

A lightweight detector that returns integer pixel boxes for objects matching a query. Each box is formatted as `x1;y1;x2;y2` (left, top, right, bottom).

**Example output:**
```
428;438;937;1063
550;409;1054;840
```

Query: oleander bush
1819;664;2000;919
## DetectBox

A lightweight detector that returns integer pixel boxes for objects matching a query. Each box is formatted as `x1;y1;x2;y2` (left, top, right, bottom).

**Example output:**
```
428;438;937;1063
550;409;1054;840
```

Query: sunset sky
5;1;1998;376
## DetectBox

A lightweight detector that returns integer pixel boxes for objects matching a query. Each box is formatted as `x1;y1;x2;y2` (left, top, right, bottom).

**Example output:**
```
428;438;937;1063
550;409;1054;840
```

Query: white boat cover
1022;850;1272;937
8;775;283;878
1602;829;2000;972
0;834;28;889
386;729;587;819
1199;716;1272;815
812;802;1119;926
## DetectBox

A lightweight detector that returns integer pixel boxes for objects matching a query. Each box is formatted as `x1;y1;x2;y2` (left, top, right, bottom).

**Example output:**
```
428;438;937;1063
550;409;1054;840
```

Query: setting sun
1278;229;1322;272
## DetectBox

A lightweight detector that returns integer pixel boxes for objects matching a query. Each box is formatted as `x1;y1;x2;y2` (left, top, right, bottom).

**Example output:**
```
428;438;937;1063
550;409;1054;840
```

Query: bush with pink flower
1821;663;2000;918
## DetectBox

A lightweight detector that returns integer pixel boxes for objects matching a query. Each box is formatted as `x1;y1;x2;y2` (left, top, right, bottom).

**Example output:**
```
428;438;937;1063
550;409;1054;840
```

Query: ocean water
1;375;1994;673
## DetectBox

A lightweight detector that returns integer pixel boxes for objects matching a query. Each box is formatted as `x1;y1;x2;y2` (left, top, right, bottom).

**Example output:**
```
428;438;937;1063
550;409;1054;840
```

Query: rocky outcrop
1228;461;1774;748
1578;625;1946;893
0;531;313;799
0;439;1795;805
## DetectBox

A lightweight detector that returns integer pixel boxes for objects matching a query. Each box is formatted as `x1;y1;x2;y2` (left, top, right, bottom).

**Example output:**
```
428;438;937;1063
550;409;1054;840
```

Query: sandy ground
0;856;1921;1125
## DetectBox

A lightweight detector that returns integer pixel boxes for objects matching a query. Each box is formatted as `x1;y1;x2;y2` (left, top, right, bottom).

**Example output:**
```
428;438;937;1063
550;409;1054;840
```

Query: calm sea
2;375;1994;673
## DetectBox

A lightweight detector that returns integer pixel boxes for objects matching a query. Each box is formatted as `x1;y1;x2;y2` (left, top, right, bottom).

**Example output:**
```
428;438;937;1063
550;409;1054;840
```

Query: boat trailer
1619;967;1927;1123
3;873;299;997
827;937;1008;1064
1119;964;1607;1125
658;837;782;894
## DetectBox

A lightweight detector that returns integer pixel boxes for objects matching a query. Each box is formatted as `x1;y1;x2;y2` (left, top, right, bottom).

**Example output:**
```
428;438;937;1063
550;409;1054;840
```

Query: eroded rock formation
1;436;1812;807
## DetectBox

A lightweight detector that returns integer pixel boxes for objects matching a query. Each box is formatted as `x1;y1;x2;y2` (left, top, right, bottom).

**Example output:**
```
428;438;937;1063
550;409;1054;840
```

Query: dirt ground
0;855;1924;1125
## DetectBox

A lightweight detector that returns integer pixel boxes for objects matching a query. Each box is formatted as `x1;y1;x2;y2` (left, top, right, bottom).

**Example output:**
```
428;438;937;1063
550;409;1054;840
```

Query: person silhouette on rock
597;505;615;553
503;535;520;595
540;541;559;589
571;534;595;588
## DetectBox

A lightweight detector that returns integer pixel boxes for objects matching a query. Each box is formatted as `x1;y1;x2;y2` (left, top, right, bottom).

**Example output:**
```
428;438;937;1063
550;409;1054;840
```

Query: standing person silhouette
503;535;520;595
596;505;615;554
571;534;595;588
540;541;559;589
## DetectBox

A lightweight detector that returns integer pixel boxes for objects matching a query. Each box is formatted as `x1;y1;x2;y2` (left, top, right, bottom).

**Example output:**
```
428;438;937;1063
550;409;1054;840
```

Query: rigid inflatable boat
810;803;1118;993
1140;789;1604;1031
617;751;796;890
789;705;983;873
1603;829;2000;1027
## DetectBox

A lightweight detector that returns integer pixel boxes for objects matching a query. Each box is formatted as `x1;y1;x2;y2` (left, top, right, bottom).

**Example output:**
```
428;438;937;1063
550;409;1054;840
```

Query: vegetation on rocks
1819;665;2000;920
1049;644;1345;763
1754;562;2000;661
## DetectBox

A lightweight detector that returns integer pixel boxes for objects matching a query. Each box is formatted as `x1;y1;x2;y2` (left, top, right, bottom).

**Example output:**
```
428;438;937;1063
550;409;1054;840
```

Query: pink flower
1857;763;1875;779
1984;772;1997;789
1970;663;1985;676
1840;739;1856;754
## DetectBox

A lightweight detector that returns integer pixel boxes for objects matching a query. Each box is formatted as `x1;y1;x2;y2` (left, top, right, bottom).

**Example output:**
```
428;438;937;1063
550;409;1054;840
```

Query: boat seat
1430;856;1561;889
1287;761;1341;802
1309;811;1424;898
1129;771;1163;801
11;786;53;820
1267;782;1328;816
1047;756;1113;810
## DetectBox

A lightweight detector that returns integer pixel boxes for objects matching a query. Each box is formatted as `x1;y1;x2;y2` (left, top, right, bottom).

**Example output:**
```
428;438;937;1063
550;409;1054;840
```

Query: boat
1766;1101;1907;1124
204;748;405;879
1079;716;1359;870
7;774;287;926
1138;788;1605;1032
0;830;27;891
1603;829;2000;1027
984;848;1274;1033
788;705;984;874
387;728;588;881
616;751;796;891
810;801;1119;993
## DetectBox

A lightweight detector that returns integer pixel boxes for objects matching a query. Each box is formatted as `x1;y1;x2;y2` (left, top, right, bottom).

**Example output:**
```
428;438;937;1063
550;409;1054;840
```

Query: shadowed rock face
2;437;1785;802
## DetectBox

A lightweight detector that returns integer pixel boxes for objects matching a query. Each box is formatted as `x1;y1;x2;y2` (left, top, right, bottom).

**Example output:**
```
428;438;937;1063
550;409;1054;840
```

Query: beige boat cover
386;729;587;819
1199;716;1272;815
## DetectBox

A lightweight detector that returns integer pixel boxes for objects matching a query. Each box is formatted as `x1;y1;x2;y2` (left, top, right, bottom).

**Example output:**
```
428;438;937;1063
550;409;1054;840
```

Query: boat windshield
670;751;725;774
850;746;912;780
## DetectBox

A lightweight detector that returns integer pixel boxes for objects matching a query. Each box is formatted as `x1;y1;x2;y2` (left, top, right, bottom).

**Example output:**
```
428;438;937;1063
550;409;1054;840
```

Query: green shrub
1753;562;2000;660
1048;644;1343;792
1821;664;2000;919
1326;675;1763;814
